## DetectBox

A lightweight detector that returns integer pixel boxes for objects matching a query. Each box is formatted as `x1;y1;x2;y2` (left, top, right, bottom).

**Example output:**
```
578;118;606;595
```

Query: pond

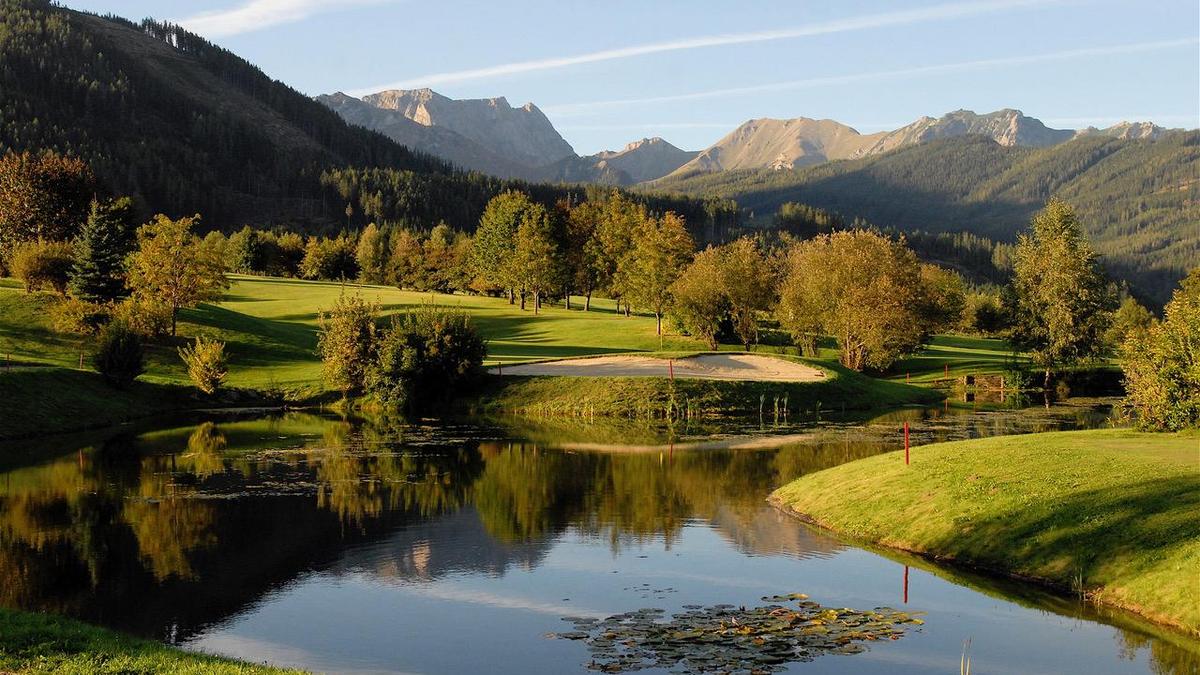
1;399;1197;674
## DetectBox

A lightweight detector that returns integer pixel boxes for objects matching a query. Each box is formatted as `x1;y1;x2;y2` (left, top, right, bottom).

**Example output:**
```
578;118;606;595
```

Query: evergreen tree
69;198;135;302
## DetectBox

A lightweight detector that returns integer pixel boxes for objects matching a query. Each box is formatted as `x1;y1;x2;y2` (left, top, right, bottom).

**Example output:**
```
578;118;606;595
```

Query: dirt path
489;354;825;382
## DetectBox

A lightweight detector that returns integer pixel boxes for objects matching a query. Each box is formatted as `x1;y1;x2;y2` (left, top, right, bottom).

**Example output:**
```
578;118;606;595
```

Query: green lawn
0;275;703;390
886;334;1022;383
0;608;300;674
771;429;1200;635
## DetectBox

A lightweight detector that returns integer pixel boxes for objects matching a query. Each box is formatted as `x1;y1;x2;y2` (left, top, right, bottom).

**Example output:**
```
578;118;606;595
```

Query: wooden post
903;565;909;604
904;422;910;465
944;363;949;377
669;359;674;381
906;372;910;383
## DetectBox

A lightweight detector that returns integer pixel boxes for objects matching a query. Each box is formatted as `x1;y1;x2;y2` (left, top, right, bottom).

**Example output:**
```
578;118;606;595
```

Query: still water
1;400;1196;674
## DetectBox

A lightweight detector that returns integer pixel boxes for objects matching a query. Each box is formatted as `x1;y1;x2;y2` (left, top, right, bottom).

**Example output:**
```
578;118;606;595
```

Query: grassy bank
481;355;942;417
0;368;200;440
770;429;1200;634
0;608;300;674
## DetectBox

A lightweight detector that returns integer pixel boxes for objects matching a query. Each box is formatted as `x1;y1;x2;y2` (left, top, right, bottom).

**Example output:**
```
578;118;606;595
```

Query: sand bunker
490;354;825;383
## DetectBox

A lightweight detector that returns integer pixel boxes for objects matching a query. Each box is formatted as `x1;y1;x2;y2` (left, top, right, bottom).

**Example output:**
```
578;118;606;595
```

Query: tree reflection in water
0;408;1194;673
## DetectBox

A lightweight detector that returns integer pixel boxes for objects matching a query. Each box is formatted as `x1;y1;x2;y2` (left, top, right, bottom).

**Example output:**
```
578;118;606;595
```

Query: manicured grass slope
771;429;1200;634
0;608;299;674
0;276;702;390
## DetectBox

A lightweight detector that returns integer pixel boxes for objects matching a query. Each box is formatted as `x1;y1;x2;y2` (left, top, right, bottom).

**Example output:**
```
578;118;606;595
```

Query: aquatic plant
550;594;923;673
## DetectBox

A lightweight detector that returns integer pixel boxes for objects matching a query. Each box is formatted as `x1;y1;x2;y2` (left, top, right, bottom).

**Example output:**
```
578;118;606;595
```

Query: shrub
93;321;144;389
179;336;228;395
317;293;378;397
366;305;487;411
114;294;174;339
1121;270;1199;430
50;297;111;335
11;239;74;294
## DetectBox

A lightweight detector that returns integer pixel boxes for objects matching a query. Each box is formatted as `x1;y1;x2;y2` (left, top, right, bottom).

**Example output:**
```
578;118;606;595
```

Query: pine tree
69;197;135;302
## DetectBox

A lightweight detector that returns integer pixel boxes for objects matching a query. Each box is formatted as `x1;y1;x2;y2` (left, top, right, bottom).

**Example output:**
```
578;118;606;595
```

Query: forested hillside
654;133;1199;303
0;0;737;239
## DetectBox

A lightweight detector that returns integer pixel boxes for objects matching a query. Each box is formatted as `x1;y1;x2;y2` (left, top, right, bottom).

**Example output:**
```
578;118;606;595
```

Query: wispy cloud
348;0;1056;95
176;0;395;38
544;38;1199;116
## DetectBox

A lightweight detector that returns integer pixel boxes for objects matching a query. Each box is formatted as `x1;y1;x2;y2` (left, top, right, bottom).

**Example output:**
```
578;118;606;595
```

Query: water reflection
0;402;1195;674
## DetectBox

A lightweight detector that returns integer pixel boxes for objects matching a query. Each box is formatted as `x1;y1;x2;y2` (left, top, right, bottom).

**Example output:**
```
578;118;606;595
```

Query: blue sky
70;0;1198;154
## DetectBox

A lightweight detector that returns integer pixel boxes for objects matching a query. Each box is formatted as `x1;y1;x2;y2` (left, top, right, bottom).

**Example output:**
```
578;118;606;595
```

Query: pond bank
769;429;1200;636
478;357;941;418
0;367;312;441
0;607;301;674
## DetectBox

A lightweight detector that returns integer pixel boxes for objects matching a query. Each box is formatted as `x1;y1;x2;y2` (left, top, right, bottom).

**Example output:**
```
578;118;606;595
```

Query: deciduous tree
126;214;228;336
1121;270;1199;430
1007;199;1116;388
623;212;694;335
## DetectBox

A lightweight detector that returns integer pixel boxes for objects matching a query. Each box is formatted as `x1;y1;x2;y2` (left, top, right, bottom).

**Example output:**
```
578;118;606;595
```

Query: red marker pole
903;565;910;604
904;422;910;465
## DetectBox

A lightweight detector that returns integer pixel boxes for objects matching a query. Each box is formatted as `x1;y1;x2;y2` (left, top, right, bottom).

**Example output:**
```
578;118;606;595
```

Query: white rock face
362;88;576;168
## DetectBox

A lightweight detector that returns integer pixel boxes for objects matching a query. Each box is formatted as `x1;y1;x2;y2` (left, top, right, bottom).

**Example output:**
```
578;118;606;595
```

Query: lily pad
550;594;922;674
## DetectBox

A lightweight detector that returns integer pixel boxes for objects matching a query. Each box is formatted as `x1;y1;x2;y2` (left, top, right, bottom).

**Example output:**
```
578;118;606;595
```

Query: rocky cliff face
853;109;1075;157
361;88;576;168
1076;121;1168;140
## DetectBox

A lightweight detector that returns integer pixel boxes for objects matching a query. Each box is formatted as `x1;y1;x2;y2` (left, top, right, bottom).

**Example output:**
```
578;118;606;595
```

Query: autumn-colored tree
317;292;378;398
917;263;967;336
389;228;425;289
718;238;775;350
1007;199;1116;388
669;247;728;349
11;239;74;295
126;214;228;336
69;197;136;302
300;234;359;280
0;151;95;267
1121;270;1199;430
778;230;928;371
622;212;694;335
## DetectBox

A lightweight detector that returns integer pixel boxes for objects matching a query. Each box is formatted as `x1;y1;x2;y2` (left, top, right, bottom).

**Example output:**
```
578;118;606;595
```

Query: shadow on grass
928;476;1200;588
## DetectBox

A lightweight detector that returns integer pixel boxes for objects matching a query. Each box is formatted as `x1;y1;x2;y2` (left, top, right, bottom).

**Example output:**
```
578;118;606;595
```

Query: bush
114;294;174;339
179;336;228;395
366;305;487;411
317;293;378;397
93;321;144;389
11;239;74;294
50;297;111;335
1121;270;1199;430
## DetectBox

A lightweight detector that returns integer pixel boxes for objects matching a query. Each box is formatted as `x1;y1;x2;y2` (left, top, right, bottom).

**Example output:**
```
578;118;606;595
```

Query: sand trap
490;354;825;382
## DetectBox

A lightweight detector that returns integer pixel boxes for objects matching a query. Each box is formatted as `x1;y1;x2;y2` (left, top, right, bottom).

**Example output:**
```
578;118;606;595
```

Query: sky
69;0;1199;154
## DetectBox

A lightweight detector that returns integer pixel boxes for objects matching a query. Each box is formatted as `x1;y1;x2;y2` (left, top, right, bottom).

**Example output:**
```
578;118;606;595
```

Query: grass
0;608;300;674
886;334;1022;383
770;429;1200;635
0;368;196;439
0;275;702;390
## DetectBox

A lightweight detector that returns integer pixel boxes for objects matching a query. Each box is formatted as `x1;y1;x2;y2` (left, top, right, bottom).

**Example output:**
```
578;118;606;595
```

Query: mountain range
319;90;1173;184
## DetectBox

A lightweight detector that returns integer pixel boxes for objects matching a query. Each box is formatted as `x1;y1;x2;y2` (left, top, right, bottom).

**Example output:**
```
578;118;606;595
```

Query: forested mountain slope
653;133;1199;303
0;0;737;238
